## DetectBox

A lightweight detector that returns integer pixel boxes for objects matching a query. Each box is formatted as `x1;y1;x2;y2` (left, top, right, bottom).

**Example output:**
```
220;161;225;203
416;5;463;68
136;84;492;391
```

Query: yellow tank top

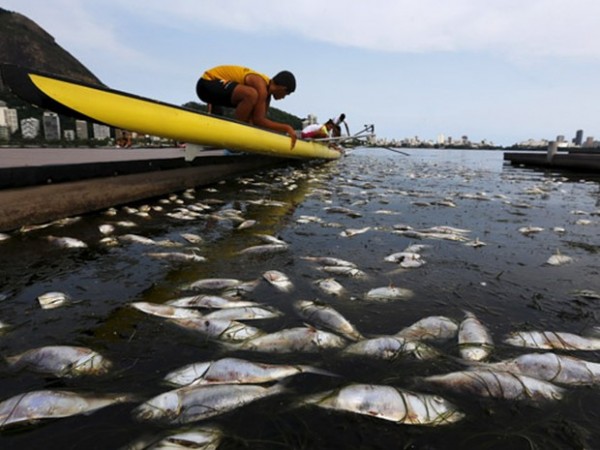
201;65;270;85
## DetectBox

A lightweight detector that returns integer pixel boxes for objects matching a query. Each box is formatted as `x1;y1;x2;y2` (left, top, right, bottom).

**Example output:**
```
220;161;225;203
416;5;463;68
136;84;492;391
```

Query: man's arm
245;74;297;149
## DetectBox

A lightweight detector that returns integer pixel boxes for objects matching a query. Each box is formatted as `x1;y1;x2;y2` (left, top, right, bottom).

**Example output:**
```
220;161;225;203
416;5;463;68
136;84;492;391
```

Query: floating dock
0;147;297;232
504;149;600;173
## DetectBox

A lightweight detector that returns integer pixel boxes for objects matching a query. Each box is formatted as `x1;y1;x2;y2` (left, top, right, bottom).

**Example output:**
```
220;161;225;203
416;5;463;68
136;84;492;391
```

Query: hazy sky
4;0;600;145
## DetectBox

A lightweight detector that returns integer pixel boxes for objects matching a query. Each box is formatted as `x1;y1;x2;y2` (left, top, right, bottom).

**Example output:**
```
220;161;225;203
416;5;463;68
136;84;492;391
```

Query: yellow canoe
1;64;341;160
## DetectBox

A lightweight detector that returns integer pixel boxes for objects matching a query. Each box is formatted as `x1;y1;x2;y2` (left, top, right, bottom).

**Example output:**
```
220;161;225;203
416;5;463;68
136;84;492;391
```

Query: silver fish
343;336;440;360
254;234;288;245
0;390;131;429
165;295;259;309
98;224;115;235
424;370;564;401
180;233;204;244
365;286;414;301
299;384;463;426
169;317;264;342
131;302;203;320
237;219;257;230
47;235;88;248
294;300;363;341
237;243;289;255
301;256;357;268
236;327;347;353
340;227;371;237
118;234;159;245
320;266;368;278
395;316;459;341
133;382;286;425
458;311;493;361
518;226;544;235
478;352;600;386
37;291;70;309
262;270;294;293
5;345;112;377
183;278;242;291
123;426;223;450
164;357;336;387
146;252;206;263
314;278;345;296
204;306;282;321
546;250;573;266
504;330;600;351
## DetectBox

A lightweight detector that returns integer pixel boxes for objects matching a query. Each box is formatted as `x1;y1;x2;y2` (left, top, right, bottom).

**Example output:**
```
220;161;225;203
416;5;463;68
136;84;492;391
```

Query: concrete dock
0;147;294;232
504;150;600;173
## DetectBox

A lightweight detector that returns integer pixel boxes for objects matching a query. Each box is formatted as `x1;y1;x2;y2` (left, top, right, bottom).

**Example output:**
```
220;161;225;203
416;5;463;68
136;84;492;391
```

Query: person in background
196;65;297;149
332;113;350;137
301;119;335;139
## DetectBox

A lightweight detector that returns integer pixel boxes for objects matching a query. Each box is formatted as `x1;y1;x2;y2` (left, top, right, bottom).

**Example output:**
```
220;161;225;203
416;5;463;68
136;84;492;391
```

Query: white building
21;117;40;139
92;123;111;140
0;107;18;134
64;129;75;141
75;120;89;140
43;112;61;141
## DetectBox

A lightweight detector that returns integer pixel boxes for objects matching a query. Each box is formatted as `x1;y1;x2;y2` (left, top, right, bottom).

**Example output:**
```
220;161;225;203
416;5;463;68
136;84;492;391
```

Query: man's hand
286;126;297;149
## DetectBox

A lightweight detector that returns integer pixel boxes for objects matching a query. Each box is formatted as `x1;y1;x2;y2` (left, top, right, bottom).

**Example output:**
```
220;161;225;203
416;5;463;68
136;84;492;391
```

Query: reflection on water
0;149;599;449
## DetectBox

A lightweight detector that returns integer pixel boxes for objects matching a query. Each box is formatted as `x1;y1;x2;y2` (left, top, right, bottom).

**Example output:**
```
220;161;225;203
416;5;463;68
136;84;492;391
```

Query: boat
0;64;342;161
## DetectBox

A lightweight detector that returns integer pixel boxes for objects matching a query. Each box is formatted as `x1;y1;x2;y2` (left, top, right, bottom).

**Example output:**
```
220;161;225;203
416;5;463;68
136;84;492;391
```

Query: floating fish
384;251;425;268
5;345;112;377
37;291;70;310
262;270;294;293
131;302;203;320
476;352;600;386
165;295;259;309
254;234;288;245
204;306;283;321
169;317;264;342
365;286;414;301
504;330;600;351
323;206;362;218
123;426;223;450
164;357;336;387
458;311;493;361
182;278;243;291
320;266;368;278
237;219;257;230
180;233;204;244
98;224;115;235
518;226;544;236
315;278;345;296
424;370;564;401
546;250;573;266
395;316;459;341
146;252;207;263
340;227;371;238
299;384;463;426
301;256;357;267
133;382;286;425
235;327;347;353
294;300;363;341
237;243;289;255
0;390;132;429
343;336;440;360
47;235;88;248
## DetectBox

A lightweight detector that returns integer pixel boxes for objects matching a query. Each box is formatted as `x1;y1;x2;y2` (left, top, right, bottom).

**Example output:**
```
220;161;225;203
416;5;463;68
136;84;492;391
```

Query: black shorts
196;78;238;108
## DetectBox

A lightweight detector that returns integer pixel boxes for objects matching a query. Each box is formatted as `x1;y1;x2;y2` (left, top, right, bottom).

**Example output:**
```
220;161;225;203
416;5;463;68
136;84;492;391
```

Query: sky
3;0;600;146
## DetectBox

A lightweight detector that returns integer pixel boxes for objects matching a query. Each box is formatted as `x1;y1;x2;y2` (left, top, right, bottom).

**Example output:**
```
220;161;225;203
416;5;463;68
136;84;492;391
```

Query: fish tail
298;365;340;378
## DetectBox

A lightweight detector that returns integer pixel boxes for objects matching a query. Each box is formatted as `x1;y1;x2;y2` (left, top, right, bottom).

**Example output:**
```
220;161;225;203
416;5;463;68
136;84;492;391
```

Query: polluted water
0;148;600;449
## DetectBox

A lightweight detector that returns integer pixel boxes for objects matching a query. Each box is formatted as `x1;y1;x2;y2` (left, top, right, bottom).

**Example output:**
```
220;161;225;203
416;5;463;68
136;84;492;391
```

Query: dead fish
504;330;600;351
235;327;347;353
47;235;88;249
237;243;289;255
458;311;493;361
262;270;294;293
477;352;600;386
182;278;243;291
165;295;259;309
5;345;112;377
294;300;363;341
323;206;362;218
169;317;264;342
299;384;463;426
204;306;282;321
131;302;203;320
424;370;564;401
464;238;486;248
146;252;207;263
396;316;459;341
343;336;440;360
164;357;336;387
301;256;357;267
118;234;161;245
98;224;115;235
546;250;573;266
320;266;368;278
237;219;257;230
0;390;132;429
365;286;414;301
384;251;425;268
135;383;286;425
37;291;70;309
571;289;600;300
180;233;204;244
340;227;371;238
315;278;345;296
518;226;544;236
124;426;223;450
254;234;288;245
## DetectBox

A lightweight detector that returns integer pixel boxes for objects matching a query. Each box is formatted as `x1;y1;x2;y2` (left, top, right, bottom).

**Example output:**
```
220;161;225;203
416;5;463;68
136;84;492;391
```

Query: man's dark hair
272;70;296;93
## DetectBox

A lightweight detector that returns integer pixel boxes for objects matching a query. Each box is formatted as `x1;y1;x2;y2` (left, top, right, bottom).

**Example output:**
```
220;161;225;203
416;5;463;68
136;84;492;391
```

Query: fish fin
298;365;341;378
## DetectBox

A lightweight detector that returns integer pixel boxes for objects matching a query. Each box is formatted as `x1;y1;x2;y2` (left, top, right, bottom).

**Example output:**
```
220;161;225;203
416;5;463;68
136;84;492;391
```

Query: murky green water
0;148;599;449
